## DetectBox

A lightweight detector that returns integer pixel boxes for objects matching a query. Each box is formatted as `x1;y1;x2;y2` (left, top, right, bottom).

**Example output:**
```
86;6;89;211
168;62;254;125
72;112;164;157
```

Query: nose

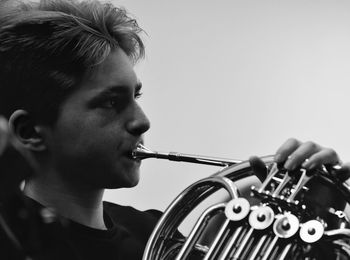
126;103;150;136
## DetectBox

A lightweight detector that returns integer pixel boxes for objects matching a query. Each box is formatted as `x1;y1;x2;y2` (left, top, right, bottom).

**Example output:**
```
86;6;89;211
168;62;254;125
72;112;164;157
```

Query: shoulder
103;201;163;242
103;201;162;218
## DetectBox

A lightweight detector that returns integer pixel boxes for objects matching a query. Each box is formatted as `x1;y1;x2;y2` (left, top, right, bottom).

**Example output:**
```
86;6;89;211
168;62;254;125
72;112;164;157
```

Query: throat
23;179;107;230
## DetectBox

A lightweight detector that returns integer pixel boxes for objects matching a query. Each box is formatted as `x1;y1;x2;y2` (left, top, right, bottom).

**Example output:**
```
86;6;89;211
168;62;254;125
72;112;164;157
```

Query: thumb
249;156;267;182
333;162;350;182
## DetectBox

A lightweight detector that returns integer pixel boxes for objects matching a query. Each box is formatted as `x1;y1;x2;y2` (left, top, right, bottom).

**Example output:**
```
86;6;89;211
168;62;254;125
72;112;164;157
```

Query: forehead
57;48;139;113
82;49;138;92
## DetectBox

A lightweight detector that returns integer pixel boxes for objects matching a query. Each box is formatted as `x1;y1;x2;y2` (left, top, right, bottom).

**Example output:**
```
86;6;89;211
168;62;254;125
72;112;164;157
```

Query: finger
302;148;340;170
284;142;322;170
284;141;322;170
275;138;302;164
249;156;267;182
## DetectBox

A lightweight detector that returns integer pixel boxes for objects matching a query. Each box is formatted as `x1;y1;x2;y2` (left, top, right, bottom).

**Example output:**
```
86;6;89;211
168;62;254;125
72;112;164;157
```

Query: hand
250;137;350;182
275;138;340;171
249;138;350;212
274;138;350;182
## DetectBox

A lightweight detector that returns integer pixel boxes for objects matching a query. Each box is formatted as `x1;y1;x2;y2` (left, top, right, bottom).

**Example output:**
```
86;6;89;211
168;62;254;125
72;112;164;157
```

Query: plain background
104;0;350;212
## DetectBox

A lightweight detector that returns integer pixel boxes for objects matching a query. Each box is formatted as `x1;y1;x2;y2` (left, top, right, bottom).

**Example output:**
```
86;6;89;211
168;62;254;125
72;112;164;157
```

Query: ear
8;110;47;152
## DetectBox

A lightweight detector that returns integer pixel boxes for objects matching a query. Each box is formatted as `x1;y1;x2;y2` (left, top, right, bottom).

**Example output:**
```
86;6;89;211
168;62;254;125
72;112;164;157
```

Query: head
0;0;150;189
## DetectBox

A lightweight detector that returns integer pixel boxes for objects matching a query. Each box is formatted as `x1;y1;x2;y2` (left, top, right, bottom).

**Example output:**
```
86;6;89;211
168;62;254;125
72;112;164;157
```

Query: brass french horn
134;145;350;260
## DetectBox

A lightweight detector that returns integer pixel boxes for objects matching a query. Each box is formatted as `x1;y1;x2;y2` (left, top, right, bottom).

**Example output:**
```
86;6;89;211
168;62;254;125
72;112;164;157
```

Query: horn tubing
132;144;242;167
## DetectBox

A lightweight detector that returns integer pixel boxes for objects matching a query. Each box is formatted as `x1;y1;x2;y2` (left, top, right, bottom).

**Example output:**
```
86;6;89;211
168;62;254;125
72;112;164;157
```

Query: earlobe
8;110;47;152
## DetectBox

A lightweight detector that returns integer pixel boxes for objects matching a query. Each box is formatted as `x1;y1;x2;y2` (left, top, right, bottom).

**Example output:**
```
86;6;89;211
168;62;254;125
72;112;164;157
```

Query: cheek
48;107;129;177
51;116;124;167
54;110;105;147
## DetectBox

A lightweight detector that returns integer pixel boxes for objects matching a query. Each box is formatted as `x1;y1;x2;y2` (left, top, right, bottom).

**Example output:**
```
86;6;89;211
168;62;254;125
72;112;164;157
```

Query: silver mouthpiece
132;144;156;159
132;144;242;167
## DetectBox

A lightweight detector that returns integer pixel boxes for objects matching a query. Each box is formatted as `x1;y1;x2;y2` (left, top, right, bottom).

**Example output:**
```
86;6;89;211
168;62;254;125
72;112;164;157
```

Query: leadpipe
132;144;242;167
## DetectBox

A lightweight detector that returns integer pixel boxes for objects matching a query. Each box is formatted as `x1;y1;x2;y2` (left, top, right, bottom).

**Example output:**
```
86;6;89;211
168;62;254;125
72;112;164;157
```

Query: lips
126;142;143;160
126;150;136;160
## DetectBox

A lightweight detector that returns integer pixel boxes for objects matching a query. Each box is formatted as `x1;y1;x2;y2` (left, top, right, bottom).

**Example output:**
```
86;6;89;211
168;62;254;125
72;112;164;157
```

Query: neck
24;175;106;230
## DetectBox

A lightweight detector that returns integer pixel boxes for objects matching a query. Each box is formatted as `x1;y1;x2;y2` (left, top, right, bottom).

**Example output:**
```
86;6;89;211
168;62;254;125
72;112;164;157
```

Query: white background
104;0;350;211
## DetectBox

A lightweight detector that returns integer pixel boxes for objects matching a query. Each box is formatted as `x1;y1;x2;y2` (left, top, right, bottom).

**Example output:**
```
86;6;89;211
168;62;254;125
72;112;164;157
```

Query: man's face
42;49;150;189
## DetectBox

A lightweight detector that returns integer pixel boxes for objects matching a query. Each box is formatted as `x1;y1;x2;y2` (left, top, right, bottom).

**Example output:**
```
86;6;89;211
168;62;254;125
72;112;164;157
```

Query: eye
109;98;118;107
100;96;123;109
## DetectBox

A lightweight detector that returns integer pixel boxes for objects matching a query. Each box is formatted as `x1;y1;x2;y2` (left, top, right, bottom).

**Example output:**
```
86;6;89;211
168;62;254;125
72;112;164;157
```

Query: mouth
126;143;143;161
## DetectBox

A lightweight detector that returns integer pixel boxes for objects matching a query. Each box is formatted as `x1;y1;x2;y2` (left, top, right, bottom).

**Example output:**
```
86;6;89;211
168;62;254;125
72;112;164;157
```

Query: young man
0;0;347;259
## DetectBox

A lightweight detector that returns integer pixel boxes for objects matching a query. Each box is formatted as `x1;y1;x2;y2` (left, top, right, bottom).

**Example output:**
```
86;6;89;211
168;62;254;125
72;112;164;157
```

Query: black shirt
63;201;162;260
0;195;162;260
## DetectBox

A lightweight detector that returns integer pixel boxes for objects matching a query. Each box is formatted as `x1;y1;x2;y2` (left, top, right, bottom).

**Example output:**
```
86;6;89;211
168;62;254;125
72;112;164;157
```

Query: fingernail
306;162;316;170
284;159;295;171
302;160;309;168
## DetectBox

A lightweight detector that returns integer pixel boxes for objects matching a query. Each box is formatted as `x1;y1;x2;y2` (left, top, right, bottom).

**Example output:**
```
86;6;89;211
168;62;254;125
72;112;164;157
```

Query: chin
125;179;139;188
121;176;140;188
105;173;140;189
105;179;139;189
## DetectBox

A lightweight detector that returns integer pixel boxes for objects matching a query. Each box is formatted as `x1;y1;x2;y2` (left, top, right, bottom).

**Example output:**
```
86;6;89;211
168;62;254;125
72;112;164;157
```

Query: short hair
0;0;145;124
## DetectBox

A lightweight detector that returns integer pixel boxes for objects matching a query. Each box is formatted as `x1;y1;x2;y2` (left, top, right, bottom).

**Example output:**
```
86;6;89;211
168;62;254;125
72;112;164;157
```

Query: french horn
133;145;350;260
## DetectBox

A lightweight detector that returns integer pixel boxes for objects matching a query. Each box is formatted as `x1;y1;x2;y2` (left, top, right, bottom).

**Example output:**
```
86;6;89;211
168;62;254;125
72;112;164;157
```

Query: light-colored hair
0;0;145;124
